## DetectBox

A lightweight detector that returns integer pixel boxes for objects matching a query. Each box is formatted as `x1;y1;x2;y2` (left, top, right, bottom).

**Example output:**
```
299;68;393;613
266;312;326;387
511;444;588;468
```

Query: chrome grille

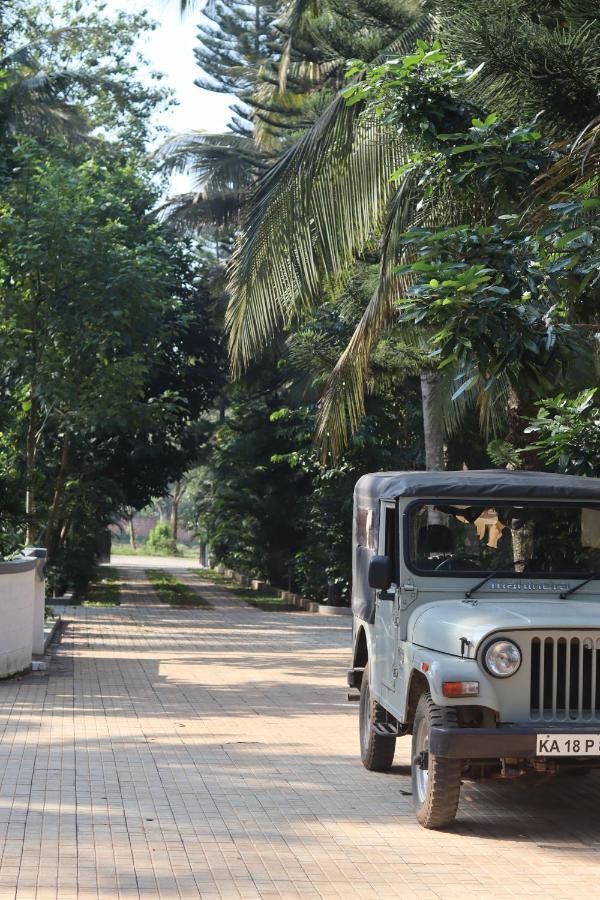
530;635;600;721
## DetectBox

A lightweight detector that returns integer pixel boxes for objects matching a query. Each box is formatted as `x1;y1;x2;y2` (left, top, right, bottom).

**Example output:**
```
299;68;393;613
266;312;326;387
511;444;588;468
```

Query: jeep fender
406;645;501;713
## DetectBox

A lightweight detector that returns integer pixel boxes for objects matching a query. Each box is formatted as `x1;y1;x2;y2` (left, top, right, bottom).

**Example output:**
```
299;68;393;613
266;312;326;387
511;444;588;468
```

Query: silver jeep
347;470;600;828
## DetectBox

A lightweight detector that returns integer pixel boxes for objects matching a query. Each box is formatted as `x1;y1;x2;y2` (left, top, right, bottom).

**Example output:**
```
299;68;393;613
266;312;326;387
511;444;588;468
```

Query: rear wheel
411;691;462;829
359;666;396;771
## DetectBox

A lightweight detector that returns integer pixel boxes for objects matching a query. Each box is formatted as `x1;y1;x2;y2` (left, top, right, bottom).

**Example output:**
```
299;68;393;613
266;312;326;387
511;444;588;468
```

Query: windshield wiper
560;574;600;599
465;570;504;600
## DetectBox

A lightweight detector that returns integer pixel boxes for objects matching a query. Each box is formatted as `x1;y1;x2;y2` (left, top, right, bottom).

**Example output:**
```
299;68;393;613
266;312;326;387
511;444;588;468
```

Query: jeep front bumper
430;724;600;759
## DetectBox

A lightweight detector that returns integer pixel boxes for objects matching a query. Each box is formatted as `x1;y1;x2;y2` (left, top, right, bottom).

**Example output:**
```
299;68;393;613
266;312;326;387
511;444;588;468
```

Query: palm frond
156;132;266;193
312;180;496;460
277;0;325;92
313;176;419;460
534;115;600;201
373;12;437;60
0;43;35;70
432;364;511;439
156;191;243;232
0;26;87;70
0;63;140;142
0;73;88;139
226;97;405;372
225;13;435;374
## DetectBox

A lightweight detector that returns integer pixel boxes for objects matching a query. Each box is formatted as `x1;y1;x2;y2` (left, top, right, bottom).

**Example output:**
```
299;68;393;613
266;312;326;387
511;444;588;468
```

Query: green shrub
146;522;181;556
46;526;101;599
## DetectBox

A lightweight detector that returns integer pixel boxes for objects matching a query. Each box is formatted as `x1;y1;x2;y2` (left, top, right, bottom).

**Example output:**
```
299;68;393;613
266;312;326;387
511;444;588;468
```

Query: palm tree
0;4;152;156
170;0;440;461
162;0;311;239
225;8;441;462
156;132;267;234
0;40;87;147
224;0;600;463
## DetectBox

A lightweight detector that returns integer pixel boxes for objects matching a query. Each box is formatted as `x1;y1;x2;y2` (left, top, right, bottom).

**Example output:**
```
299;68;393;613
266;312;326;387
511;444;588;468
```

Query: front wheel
411;691;462;829
359;666;396;771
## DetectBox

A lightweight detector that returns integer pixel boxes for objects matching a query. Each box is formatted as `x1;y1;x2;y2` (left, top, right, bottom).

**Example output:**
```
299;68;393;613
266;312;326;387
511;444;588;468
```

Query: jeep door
372;502;400;700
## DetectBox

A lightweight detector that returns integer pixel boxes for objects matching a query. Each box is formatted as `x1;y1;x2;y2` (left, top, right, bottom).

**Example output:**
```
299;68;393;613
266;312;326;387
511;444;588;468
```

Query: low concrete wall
317;604;352;617
208;567;345;614
22;548;47;656
0;548;47;677
0;559;37;677
32;571;45;655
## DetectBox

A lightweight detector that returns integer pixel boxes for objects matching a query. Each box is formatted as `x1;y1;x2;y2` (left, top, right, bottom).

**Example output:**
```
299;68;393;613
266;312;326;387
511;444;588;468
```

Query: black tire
359;666;396;771
411;691;462;829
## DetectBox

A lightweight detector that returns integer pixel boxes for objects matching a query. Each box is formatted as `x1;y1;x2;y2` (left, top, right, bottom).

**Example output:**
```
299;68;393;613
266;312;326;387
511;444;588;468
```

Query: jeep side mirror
368;555;393;591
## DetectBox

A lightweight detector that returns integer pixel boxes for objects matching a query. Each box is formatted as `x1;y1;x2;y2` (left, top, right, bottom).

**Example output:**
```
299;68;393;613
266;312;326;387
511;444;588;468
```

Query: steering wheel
435;554;483;572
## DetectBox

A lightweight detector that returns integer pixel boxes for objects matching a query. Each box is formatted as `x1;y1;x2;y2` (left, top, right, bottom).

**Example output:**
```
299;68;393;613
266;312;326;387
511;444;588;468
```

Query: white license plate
536;734;600;756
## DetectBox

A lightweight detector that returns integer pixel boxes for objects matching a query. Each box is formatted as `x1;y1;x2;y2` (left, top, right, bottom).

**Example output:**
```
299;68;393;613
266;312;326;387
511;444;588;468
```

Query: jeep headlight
483;639;521;678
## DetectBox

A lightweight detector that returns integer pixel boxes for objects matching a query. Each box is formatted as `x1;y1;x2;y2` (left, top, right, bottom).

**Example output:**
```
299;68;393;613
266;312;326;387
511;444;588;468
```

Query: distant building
111;515;196;545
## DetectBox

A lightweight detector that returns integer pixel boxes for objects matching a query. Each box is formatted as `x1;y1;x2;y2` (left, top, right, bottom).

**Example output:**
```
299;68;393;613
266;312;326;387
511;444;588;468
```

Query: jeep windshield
406;502;600;577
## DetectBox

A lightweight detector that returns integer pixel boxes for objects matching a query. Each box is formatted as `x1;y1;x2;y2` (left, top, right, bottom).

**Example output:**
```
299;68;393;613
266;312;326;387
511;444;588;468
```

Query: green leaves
392;201;599;403
554;227;595;249
526;390;600;476
0;126;223;573
225;7;600;467
343;41;482;135
487;438;522;469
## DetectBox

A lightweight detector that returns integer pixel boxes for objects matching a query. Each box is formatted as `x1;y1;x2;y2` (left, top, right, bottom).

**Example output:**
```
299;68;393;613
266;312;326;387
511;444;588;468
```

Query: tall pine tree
194;1;281;136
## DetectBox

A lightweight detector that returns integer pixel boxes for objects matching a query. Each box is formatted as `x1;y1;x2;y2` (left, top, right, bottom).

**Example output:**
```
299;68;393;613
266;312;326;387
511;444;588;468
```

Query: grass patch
190;569;295;611
82;566;121;606
146;569;211;607
111;543;200;558
234;590;296;611
189;568;237;587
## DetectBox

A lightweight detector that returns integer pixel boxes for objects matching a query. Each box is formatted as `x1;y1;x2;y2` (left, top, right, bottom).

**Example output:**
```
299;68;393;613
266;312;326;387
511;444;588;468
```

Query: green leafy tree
0;0;164;163
525;391;600;477
0;2;224;590
194;0;280;136
223;1;600;460
197;280;427;599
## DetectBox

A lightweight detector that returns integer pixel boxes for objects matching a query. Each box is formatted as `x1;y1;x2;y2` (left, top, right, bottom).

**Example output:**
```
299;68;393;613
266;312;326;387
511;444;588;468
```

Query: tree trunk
171;500;178;542
58;515;72;554
420;371;445;471
129;514;137;550
45;431;71;558
25;391;38;545
506;385;522;446
171;480;184;542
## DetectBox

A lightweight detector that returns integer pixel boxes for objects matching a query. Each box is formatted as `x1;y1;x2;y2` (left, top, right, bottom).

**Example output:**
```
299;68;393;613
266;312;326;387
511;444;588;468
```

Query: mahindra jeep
347;469;600;828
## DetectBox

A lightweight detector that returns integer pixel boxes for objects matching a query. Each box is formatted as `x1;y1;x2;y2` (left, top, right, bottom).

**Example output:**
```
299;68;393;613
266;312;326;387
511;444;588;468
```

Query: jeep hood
409;598;600;659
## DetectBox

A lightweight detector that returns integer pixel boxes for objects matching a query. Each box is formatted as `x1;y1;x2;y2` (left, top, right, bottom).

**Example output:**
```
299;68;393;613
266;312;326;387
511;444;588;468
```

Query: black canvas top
354;470;600;505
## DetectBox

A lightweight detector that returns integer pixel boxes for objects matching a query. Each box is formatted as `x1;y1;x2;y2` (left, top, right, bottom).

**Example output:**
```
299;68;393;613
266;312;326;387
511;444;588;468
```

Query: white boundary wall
0;552;46;677
0;560;36;676
32;567;45;655
22;549;47;656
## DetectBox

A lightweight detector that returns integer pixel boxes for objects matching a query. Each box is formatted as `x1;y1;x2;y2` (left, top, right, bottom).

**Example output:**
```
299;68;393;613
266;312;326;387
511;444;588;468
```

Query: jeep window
407;503;600;577
384;506;397;578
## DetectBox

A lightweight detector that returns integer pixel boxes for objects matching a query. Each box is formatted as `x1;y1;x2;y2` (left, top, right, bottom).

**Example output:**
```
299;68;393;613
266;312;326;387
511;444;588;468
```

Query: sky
103;0;235;169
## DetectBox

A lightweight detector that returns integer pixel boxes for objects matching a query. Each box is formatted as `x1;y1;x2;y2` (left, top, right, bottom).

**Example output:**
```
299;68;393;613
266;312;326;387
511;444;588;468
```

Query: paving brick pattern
1;563;600;898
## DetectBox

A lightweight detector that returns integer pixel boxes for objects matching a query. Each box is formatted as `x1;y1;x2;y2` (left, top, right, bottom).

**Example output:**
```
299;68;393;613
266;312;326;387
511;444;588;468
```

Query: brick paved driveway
2;563;600;898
